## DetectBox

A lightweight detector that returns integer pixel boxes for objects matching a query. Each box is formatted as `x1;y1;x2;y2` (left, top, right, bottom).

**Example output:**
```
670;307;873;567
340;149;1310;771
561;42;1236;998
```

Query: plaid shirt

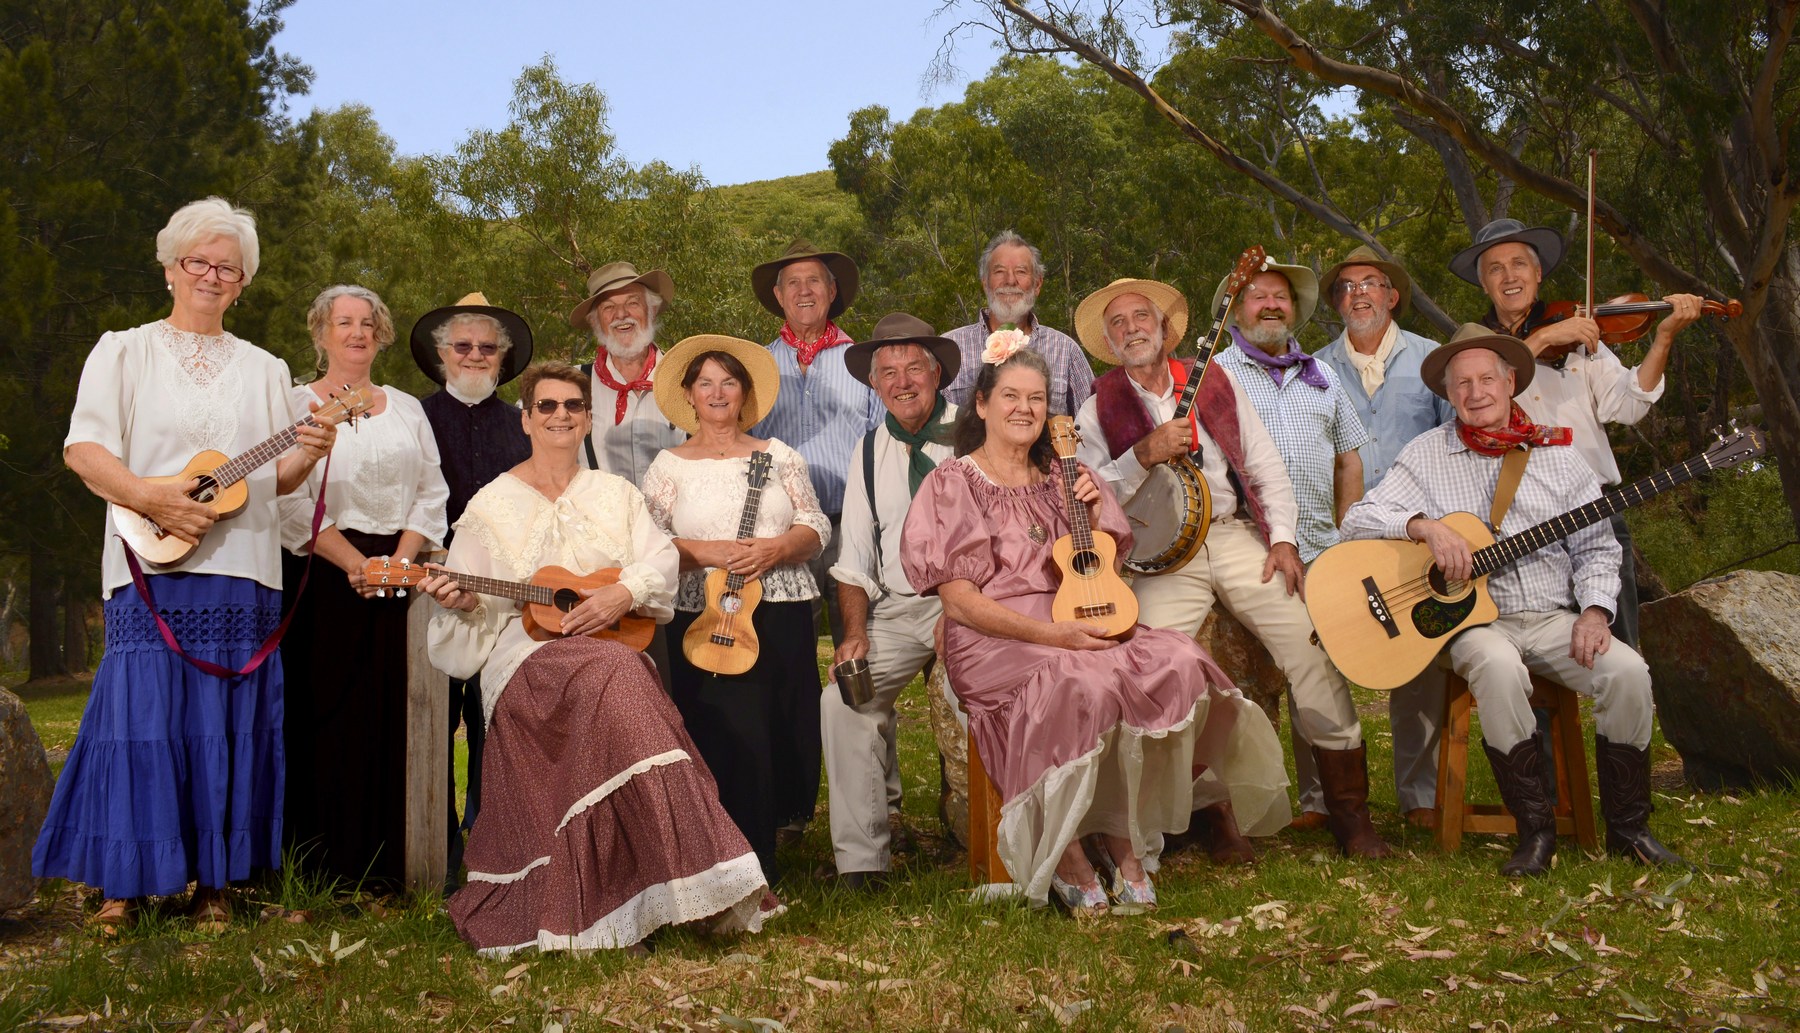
942;312;1096;417
1339;422;1622;618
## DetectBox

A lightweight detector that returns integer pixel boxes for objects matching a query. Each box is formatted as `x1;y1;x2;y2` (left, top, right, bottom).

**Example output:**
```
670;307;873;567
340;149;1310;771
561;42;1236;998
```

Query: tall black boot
1596;734;1688;866
1483;737;1557;877
1312;744;1393;859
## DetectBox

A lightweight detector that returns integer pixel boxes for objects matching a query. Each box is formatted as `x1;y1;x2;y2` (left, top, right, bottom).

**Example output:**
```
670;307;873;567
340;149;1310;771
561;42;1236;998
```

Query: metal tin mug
833;657;876;711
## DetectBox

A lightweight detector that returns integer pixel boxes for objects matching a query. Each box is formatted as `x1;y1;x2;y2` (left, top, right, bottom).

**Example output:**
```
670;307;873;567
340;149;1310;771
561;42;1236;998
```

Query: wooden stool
1435;670;1599;853
965;730;1011;884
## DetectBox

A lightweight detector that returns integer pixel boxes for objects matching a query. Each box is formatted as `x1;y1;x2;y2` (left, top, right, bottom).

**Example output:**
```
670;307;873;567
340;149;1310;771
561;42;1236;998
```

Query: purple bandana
1230;326;1330;390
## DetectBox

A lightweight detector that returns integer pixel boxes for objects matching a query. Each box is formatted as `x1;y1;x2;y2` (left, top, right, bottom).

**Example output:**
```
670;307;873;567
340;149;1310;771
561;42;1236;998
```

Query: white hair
978;230;1045;282
155;197;260;280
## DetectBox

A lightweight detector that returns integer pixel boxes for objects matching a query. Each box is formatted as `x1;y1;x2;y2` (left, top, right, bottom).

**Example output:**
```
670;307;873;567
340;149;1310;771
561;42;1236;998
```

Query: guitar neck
1056;453;1096;550
435;568;555;607
1472;451;1712;575
1172;299;1233;422
210;415;319;490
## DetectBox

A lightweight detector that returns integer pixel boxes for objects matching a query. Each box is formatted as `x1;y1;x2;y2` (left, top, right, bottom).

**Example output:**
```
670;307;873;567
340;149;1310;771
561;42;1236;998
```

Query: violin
1540;293;1743;346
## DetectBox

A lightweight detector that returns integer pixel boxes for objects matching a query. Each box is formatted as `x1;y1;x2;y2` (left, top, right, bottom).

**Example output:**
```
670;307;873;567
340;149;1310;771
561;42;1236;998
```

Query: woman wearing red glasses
278;283;449;891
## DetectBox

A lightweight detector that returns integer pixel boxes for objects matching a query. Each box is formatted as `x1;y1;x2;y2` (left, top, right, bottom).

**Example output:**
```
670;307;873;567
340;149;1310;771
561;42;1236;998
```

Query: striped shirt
1339;422;1622;618
1217;342;1370;562
749;335;883;515
941;312;1096;417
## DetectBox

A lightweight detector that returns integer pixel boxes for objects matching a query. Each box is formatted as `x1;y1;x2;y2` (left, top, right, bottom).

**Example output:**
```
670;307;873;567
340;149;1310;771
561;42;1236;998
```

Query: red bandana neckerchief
780;321;846;369
594;348;656;425
1456;402;1573;456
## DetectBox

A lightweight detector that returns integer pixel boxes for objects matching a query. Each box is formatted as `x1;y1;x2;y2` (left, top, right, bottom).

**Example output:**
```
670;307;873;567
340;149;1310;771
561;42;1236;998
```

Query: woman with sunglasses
419;362;776;954
278;283;449;891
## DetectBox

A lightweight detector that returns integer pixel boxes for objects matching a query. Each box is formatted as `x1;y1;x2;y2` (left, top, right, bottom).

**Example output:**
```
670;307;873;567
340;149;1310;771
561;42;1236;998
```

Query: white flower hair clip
981;325;1030;365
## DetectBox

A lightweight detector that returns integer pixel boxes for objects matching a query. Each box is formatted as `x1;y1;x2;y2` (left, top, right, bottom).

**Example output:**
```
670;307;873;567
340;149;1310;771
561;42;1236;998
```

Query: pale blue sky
271;1;1001;186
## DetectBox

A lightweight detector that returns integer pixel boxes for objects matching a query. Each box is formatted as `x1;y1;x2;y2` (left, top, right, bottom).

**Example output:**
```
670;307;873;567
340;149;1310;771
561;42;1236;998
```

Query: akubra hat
750;239;860;320
1073;278;1190;366
567;261;675;330
1321;244;1413;319
1449;218;1565;285
1213;257;1319;330
653;334;781;435
843;312;961;388
1419;323;1537;399
409;292;534;386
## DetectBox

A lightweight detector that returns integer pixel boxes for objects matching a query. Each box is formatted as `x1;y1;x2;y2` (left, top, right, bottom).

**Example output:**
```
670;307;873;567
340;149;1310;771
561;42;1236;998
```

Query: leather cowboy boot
1596;734;1688;866
1195;800;1256;865
1483;737;1557;876
1312;745;1393;858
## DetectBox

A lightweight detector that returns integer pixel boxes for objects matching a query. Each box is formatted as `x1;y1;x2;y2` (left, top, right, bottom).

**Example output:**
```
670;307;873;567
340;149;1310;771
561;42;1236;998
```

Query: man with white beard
941;230;1095;416
410;293;534;891
569;262;685;485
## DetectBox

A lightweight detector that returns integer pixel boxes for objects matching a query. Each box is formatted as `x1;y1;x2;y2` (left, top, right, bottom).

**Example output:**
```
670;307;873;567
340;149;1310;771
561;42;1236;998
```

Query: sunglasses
530;398;589;414
449;342;500;356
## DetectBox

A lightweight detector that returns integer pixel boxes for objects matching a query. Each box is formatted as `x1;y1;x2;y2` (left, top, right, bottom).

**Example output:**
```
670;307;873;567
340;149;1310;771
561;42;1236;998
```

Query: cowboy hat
654;334;781;434
1321;244;1413;319
1419;323;1537;399
1213;256;1319;331
1448;219;1565;285
409;292;534;386
843;312;961;388
750;239;859;320
1073;278;1190;366
567;261;675;330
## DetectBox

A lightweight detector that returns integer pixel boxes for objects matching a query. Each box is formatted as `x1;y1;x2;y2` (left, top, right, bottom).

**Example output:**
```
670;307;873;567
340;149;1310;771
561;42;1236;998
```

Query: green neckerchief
886;394;951;496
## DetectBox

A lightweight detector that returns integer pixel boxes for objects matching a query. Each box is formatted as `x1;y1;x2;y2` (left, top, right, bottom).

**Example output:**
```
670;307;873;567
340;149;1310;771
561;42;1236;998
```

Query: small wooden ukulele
113;385;371;566
683;451;774;675
363;557;655;650
1047;416;1138;638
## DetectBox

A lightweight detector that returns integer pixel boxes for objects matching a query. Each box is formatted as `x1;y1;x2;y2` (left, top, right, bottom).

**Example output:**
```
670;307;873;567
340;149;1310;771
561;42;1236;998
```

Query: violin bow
1585;148;1598;319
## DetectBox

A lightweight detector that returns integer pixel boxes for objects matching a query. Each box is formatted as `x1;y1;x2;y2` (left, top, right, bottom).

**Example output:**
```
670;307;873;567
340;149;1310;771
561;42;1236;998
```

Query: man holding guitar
1071;275;1391;861
1339;327;1685;876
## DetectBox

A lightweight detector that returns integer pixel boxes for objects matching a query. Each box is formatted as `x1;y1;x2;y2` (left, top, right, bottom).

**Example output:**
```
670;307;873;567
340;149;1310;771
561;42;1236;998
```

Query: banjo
1123;246;1269;575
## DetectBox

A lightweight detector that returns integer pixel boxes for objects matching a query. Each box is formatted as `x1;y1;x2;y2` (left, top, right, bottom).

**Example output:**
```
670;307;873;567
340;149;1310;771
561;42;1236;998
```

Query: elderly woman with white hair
35;197;336;935
279;283;449;890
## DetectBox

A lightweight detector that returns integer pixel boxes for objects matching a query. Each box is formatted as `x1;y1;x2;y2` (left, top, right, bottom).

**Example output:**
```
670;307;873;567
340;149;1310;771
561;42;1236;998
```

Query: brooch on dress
1027;522;1048;545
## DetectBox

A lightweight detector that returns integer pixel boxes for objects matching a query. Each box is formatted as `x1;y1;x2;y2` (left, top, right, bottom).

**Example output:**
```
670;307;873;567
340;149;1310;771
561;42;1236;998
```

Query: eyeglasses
1335;277;1391;296
530;398;589;414
449;342;500;356
177;256;246;283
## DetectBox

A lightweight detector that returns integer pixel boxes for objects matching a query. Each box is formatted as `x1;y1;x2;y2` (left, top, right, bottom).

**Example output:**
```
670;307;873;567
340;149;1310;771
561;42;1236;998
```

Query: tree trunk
1731;253;1800;535
27;543;67;681
62;575;90;674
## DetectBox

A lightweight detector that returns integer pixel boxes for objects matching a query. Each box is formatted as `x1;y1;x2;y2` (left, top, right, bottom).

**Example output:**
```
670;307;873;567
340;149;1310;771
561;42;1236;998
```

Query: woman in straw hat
419;361;776;955
641;336;831;882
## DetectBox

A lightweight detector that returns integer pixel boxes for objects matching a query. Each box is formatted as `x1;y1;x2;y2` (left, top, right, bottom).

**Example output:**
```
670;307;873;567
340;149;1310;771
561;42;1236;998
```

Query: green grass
4;661;1799;1031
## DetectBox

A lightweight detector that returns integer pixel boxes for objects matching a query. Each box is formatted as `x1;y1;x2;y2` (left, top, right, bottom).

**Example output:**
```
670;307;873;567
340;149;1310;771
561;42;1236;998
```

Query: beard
1238;316;1293;351
444;365;499;402
597;320;655;362
985;285;1038;326
1114;325;1166;369
1342;306;1389;338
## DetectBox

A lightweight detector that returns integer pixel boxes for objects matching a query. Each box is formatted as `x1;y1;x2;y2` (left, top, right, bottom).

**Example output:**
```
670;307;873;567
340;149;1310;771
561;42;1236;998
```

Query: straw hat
567;261;674;330
1213;258;1319;330
1073;278;1189;365
843;312;961;388
1448;219;1565;286
654;335;781;434
1320;244;1413;319
408;292;534;386
750;239;859;319
1419;323;1537;399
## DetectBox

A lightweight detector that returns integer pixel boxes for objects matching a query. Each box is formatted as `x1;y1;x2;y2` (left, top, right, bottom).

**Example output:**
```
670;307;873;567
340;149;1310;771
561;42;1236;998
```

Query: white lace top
65;321;304;597
426;469;679;721
640;438;832;611
282;383;449;551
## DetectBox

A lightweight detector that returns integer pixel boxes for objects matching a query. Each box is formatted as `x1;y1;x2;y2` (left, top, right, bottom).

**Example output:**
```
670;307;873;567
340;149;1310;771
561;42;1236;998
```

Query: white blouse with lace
426;469;679;721
284;383;449;551
65;321;304;597
640;438;832;611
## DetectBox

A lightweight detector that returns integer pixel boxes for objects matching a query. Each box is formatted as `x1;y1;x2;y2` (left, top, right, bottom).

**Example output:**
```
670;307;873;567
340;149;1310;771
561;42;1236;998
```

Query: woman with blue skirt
33;197;337;934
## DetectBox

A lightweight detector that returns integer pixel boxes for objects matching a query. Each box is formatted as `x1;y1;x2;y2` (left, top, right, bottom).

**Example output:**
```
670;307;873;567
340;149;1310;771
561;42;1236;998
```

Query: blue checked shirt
941;312;1096;417
749;337;882;515
1340;423;1622;618
1217;341;1371;562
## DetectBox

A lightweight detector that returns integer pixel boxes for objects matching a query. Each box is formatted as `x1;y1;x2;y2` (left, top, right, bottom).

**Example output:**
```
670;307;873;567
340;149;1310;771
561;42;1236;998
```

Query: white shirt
1074;367;1300;547
1515;345;1662;486
65;322;302;597
283;383;449;551
829;406;959;600
585;348;686;486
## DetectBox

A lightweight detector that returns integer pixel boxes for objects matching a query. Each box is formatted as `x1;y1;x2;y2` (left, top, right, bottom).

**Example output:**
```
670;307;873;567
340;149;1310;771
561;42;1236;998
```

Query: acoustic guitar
363;557;655;650
1122;245;1268;576
682;451;774;676
1306;427;1765;689
1047;416;1138;638
113;385;371;567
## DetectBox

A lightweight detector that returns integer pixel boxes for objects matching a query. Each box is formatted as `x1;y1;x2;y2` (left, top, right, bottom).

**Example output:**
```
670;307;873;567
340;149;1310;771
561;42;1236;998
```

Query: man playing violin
1453;218;1705;647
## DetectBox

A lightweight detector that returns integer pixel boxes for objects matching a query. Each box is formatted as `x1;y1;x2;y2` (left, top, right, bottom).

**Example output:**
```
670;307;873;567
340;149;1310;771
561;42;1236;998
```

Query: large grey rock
1641;569;1800;790
0;687;52;911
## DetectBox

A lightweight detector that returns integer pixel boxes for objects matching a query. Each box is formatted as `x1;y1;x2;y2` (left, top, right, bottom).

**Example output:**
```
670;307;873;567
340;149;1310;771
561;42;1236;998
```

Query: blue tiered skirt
33;573;286;898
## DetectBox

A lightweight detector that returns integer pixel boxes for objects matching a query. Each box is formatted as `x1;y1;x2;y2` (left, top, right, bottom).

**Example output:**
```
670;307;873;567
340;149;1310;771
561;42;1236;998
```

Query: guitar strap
1489;446;1531;529
120;453;333;680
861;428;887;599
580;361;601;470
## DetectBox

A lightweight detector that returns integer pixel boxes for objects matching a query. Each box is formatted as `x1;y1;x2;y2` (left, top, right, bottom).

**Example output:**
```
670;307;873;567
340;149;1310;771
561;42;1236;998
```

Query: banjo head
1122;460;1211;575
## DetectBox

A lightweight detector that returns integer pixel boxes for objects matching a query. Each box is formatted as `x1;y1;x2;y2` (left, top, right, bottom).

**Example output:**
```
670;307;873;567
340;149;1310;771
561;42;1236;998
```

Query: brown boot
1194;801;1256;865
1596;735;1688;867
1483;737;1557;877
1312;745;1394;858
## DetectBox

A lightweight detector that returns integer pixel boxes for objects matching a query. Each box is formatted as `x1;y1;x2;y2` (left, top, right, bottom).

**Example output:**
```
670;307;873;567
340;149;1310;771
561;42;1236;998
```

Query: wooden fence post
404;589;447;892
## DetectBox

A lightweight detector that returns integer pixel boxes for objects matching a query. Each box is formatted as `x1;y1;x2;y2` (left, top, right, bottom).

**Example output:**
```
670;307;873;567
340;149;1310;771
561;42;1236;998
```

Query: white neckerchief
1342;320;1399;396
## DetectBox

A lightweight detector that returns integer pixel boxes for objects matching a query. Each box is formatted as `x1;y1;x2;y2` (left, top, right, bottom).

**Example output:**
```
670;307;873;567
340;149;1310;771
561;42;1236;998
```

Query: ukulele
113;385;371;567
363;557;655;650
682;451;774;676
1047;416;1138;638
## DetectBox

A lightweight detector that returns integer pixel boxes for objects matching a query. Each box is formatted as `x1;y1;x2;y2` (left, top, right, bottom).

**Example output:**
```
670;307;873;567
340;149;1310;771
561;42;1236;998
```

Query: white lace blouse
64;321;304;598
426;469;679;721
640;438;832;611
284;383;449;550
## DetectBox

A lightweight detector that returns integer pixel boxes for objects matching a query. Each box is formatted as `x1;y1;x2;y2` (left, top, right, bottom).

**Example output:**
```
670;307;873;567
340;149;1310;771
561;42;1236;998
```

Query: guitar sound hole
190;475;219;504
1071;550;1101;577
552;588;582;613
1426;565;1451;596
